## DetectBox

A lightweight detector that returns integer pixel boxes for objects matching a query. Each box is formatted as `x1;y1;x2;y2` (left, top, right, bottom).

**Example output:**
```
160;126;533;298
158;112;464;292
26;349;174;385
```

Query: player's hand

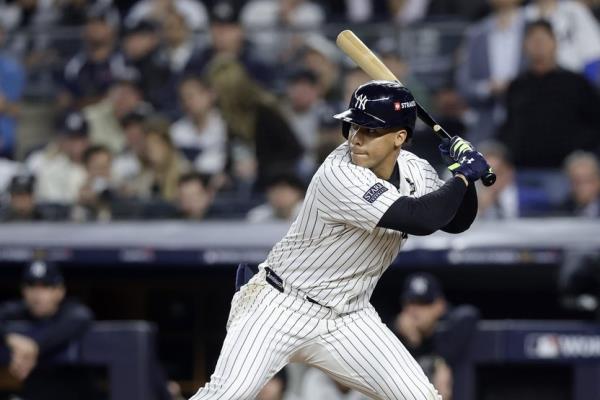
6;333;38;381
448;150;491;182
439;136;473;165
448;136;474;161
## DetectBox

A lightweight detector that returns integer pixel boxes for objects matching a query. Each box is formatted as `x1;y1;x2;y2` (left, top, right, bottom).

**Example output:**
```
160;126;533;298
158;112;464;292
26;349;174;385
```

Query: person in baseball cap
22;260;64;288
0;174;42;222
0;260;95;397
401;272;444;305
60;110;89;137
392;273;479;400
21;260;67;320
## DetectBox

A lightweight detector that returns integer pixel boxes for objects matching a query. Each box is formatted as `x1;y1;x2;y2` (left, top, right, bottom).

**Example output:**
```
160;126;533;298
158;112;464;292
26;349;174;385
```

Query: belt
264;267;326;307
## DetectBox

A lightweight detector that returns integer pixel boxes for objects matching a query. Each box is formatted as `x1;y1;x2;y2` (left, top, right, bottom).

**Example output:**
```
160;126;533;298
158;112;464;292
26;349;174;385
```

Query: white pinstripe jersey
260;142;444;314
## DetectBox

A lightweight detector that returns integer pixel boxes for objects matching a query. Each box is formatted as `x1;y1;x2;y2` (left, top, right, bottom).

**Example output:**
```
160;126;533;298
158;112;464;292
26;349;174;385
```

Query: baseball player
191;81;489;400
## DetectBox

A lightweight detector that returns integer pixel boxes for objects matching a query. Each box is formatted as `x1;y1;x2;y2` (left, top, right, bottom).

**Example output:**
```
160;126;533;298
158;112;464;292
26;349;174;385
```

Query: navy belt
264;267;325;307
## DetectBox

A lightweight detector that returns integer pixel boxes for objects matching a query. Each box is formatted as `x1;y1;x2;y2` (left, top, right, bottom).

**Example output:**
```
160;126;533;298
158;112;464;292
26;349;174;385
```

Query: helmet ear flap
342;121;350;139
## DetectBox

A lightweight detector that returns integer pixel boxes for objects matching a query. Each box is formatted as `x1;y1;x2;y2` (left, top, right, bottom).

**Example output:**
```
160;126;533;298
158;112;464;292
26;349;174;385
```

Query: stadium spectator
59;4;126;108
242;0;325;28
326;0;388;22
207;58;303;190
300;34;344;104
524;0;600;83
73;144;121;221
130;118;190;201
477;141;550;219
157;9;204;117
388;0;431;25
194;1;274;89
175;172;214;220
241;0;325;63
0;154;21;192
282;68;324;173
0;22;25;159
170;75;227;175
160;10;202;76
84;78;151;154
391;273;479;397
26;111;88;204
0;0;66;62
300;367;368;400
121;19;170;110
0;260;96;400
57;0;113;27
559;151;600;217
126;0;209;31
112;107;149;184
0;174;42;221
246;172;305;222
499;20;600;168
456;0;526;144
388;0;488;25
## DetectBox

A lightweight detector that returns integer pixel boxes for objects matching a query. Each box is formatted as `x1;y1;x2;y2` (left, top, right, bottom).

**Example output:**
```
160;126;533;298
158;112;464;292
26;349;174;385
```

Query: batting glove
448;150;491;182
439;136;473;164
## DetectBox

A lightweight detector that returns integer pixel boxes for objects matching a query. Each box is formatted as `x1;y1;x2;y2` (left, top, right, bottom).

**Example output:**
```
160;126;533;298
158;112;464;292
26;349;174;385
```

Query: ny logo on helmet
355;94;368;110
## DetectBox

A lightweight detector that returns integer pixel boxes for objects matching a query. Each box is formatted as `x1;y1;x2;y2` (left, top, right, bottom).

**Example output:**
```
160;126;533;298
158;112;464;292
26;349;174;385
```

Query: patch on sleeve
363;183;388;203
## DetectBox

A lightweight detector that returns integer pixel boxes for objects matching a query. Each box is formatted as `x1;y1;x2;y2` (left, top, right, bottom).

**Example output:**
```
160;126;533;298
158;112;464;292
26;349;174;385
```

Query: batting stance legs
189;272;441;400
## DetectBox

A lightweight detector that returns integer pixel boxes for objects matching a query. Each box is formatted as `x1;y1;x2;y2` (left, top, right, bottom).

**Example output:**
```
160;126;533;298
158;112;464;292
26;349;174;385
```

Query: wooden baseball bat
336;30;496;187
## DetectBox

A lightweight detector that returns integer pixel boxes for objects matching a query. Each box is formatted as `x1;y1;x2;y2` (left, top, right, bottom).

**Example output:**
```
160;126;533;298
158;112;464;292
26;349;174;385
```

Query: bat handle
481;169;496;187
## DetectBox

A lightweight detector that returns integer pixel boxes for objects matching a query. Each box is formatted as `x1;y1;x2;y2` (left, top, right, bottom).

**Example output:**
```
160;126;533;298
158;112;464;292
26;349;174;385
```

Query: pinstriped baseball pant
190;272;441;400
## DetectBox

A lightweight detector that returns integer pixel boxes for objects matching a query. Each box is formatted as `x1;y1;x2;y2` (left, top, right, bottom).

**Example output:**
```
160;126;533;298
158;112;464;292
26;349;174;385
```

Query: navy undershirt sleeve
442;183;477;233
377;177;475;235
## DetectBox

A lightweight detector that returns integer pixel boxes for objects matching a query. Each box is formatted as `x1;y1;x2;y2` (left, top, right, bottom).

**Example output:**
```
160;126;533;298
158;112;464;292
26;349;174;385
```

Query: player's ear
394;129;407;148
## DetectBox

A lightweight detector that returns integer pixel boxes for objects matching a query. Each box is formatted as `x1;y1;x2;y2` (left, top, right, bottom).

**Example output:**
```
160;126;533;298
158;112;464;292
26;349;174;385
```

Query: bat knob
481;169;496;187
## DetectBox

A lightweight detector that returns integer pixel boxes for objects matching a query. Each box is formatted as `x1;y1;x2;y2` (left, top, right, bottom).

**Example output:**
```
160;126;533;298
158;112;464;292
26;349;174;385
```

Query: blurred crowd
0;0;598;223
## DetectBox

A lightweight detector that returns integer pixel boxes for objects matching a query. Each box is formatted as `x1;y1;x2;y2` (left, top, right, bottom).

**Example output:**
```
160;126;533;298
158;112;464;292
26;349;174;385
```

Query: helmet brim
332;108;386;129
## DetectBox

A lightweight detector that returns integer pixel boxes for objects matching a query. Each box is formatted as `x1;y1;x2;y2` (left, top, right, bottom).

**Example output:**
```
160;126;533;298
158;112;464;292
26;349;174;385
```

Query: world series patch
363;183;388;203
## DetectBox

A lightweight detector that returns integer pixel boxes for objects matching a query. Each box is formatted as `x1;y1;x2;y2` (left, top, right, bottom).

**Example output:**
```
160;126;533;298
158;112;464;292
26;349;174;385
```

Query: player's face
404;303;439;332
22;284;65;318
348;124;406;177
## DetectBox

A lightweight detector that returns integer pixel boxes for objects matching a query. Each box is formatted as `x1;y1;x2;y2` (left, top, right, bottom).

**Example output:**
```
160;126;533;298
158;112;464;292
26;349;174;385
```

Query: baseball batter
191;81;490;400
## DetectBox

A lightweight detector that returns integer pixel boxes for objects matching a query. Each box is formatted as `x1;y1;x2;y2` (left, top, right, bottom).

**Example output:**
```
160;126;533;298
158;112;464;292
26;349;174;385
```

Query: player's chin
351;153;370;166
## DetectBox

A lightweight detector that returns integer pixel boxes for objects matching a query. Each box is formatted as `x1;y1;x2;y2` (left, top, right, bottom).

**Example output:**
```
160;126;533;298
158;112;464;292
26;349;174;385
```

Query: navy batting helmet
333;80;417;139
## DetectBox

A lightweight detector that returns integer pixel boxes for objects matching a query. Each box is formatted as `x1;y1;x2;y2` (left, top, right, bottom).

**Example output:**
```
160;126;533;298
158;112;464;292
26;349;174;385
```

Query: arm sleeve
33;302;94;356
441;183;478;233
0;301;28;340
377;177;468;235
316;160;402;232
